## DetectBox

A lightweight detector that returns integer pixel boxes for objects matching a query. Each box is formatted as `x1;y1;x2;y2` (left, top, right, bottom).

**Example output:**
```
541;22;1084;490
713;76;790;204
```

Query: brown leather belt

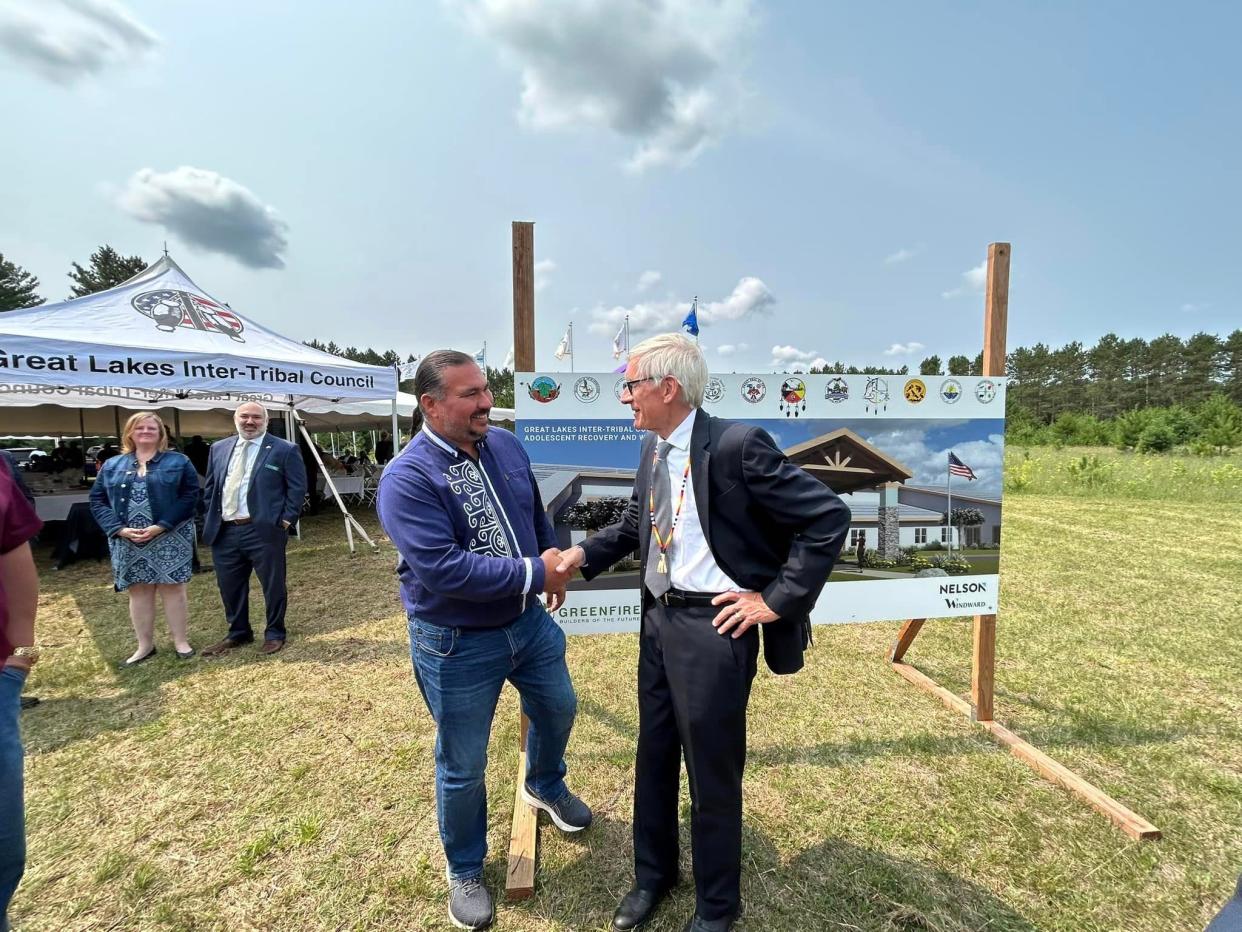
222;517;253;525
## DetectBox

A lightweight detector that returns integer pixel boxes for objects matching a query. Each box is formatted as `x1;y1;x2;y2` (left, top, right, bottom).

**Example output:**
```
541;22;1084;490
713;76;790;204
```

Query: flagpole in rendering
624;315;629;357
946;452;953;554
568;322;574;373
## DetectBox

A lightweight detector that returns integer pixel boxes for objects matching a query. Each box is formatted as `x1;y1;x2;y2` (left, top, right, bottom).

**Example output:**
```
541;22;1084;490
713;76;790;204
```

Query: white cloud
453;0;757;172
534;258;556;293
941;261;987;299
884;245;921;265
1180;301;1209;312
0;0;157;84
636;269;662;292
770;344;818;368
117;166;289;270
809;357;829;369
504;345;515;369
588;276;774;337
882;341;925;356
717;342;748;356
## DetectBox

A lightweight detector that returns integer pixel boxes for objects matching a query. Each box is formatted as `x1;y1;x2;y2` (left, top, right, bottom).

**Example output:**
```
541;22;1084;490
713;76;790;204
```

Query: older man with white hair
558;333;851;932
201;402;307;656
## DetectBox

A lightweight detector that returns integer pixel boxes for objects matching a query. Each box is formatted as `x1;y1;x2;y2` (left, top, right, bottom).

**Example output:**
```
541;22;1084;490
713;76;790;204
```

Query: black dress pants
212;523;288;642
634;600;759;922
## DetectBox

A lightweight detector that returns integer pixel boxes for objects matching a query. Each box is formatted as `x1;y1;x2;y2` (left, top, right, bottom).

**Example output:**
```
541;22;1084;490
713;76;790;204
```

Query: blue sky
2;1;1238;374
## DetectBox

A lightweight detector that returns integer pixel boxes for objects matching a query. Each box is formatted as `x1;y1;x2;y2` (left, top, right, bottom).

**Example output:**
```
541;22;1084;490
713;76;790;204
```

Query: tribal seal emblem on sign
524;376;561;403
825;377;849;403
779;378;806;417
131;290;246;343
740;377;766;404
863;377;889;414
703;377;725;404
903;378;927;403
573;376;600;403
975;379;997;403
940;378;963;404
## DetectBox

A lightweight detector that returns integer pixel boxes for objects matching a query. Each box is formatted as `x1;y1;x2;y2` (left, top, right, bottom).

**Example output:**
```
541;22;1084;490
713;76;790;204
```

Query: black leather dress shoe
682;914;735;932
612;886;671;931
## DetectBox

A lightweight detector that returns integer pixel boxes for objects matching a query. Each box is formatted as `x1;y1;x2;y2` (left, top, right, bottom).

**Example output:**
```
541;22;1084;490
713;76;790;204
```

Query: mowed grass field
13;448;1242;931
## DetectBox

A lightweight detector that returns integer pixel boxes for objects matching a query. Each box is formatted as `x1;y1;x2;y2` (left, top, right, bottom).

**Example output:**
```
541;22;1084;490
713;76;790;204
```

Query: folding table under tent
0;255;399;551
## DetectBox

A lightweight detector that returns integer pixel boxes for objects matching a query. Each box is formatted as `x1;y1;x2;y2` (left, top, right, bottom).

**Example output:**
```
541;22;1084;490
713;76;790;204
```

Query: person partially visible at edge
89;413;200;665
375;430;394;465
0;452;43;931
556;332;851;932
376;350;589;932
200;403;307;657
0;454;33;510
184;435;210;477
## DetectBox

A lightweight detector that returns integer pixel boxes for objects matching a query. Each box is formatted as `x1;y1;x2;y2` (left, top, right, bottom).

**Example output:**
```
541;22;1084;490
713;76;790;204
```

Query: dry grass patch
12;497;1242;930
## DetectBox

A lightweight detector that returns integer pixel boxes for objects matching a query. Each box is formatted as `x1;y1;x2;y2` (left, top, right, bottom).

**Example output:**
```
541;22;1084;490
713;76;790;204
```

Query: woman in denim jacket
90;412;200;664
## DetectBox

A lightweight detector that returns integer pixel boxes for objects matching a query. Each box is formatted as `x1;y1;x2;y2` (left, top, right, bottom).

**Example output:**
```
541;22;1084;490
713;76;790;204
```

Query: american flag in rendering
948;452;977;480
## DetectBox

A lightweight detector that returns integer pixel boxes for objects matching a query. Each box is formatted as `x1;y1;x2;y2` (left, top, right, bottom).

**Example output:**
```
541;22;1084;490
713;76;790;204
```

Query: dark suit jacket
581;409;851;675
202;434;308;546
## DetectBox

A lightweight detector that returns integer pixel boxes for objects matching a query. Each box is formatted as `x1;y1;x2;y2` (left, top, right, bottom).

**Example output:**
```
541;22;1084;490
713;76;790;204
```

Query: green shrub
908;555;933;571
1065;454;1114;488
860;549;898;570
1197;394;1242;453
920;540;945;551
929;555;972;575
1137;420;1178;454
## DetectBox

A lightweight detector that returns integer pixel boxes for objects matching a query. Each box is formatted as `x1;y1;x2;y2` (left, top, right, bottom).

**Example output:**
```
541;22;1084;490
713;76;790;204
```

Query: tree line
5;244;1237;449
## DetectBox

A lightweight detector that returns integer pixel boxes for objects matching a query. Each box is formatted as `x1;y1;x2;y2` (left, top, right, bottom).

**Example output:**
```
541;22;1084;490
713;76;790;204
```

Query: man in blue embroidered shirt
377;350;589;931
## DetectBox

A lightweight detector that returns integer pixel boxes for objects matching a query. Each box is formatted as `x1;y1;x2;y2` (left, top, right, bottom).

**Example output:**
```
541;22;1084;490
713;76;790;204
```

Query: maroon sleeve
0;468;42;555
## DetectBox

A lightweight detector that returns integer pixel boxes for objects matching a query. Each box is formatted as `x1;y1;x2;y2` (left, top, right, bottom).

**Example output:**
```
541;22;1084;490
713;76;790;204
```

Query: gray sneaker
522;784;593;833
447;874;493;930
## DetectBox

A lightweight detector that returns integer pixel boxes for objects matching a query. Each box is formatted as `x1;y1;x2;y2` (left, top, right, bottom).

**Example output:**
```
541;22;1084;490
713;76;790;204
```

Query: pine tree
67;245;147;298
0;252;42;310
919;355;944;376
946;354;971;376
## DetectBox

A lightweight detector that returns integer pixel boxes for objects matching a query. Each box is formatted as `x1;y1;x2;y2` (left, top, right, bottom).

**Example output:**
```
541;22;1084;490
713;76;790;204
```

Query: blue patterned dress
108;475;195;590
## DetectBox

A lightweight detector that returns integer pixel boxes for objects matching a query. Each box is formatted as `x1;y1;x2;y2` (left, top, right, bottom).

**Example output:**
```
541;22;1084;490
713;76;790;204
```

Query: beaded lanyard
649;452;692;575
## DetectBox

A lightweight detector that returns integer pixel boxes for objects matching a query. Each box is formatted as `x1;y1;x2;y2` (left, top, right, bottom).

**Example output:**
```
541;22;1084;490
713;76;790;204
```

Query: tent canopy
0;383;515;435
0;256;396;401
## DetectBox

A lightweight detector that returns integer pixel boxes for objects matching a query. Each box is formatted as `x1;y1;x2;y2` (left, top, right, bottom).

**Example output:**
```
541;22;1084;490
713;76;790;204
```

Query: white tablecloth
318;475;363;497
34;491;92;522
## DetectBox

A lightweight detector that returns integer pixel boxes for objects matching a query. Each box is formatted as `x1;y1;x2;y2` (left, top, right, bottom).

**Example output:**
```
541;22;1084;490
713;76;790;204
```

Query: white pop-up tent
0;256;400;550
0;255;394;400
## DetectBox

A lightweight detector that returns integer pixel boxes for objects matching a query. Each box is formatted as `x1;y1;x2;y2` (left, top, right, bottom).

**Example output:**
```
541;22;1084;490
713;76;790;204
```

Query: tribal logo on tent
132;290;246;343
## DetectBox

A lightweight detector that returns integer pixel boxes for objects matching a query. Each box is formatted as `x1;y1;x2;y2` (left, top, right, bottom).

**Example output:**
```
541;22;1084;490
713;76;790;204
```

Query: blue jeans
0;666;28;932
409;602;577;881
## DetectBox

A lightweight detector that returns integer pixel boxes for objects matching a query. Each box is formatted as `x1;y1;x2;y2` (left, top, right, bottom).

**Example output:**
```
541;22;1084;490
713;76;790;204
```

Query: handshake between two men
537;545;587;613
536;544;777;637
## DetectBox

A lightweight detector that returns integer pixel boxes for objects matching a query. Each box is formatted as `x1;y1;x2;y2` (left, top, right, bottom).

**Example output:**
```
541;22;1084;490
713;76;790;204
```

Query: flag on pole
681;297;699;337
554;327;572;360
473;346;486;367
612;323;626;358
948;452;977;480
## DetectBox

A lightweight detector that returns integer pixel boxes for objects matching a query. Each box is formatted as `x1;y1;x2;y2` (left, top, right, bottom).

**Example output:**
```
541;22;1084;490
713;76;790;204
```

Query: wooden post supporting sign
889;242;1160;840
506;221;539;901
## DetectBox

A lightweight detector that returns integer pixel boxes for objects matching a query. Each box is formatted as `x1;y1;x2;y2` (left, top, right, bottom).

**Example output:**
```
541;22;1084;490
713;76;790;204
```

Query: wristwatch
9;646;40;665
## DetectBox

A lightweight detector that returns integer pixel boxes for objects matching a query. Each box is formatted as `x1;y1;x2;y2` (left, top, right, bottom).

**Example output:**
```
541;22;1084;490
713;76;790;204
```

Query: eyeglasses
620;376;658;395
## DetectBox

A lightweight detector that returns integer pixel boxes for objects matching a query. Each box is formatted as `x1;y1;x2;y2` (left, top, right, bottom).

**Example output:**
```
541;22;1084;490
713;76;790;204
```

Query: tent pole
294;418;377;554
114;406;122;444
79;409;87;482
391;365;401;456
173;409;182;448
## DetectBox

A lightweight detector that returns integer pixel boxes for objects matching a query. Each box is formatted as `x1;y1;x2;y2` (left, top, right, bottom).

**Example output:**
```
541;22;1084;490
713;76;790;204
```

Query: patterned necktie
645;441;674;599
223;439;250;516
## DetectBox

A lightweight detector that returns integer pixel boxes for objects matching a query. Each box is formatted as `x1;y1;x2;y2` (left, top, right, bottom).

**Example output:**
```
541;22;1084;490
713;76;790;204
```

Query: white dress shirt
661;410;748;595
221;432;265;521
